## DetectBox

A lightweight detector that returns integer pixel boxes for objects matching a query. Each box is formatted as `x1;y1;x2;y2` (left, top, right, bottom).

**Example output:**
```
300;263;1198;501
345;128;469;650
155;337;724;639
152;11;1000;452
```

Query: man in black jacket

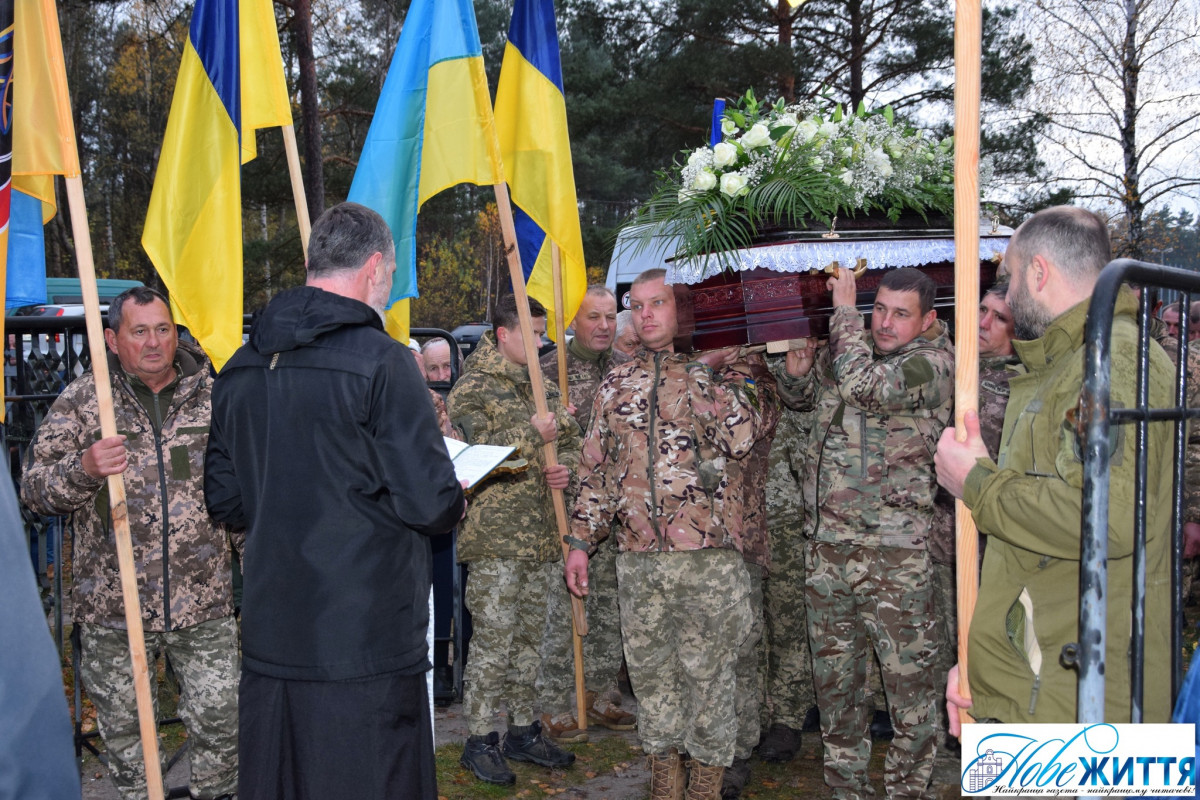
205;202;466;800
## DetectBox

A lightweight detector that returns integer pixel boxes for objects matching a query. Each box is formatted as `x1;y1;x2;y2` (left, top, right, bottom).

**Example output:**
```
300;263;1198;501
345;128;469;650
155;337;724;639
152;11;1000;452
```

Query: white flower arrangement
635;89;984;265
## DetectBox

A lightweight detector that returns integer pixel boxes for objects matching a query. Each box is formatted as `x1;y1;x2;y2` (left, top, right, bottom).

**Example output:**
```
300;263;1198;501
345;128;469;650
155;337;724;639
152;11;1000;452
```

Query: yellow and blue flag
347;0;502;343
494;0;585;341
7;0;83;311
142;0;291;371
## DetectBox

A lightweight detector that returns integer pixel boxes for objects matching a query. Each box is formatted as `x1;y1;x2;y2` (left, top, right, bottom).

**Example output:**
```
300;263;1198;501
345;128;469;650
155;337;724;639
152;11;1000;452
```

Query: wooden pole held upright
493;184;589;729
282;124;312;257
66;175;166;800
551;242;587;728
552;245;570;396
952;0;983;728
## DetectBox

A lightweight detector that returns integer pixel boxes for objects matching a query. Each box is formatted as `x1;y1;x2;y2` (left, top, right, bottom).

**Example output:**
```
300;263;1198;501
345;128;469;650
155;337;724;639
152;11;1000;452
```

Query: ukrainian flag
143;0;290;371
8;0;84;311
494;0;585;342
347;0;502;343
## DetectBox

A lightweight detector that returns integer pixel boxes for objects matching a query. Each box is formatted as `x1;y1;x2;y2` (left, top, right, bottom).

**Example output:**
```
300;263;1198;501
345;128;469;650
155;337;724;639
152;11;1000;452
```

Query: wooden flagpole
552;245;570;396
952;0;983;728
66;176;166;800
282;124;312;256
493;184;590;727
550;241;588;729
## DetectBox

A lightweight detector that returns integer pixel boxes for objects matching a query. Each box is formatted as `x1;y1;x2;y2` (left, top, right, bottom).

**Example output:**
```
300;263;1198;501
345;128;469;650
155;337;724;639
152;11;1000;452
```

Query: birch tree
1023;0;1200;256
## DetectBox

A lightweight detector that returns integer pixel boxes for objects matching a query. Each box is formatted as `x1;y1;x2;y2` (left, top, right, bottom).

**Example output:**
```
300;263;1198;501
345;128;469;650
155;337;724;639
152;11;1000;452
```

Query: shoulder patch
901;356;935;387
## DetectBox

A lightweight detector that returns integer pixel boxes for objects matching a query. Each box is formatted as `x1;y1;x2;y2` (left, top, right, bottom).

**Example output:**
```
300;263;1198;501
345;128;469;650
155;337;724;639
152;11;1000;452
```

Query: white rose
721;118;738;137
720;171;749;197
819;121;838;138
795;120;818;143
838;169;855;185
687;148;709;168
740;123;771;150
841;147;854;159
713;142;739;168
692;169;718;191
771;112;799;132
869;148;893;177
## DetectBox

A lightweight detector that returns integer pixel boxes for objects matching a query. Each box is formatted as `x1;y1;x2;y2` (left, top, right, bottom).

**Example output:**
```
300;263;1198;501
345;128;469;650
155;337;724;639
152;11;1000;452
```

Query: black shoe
502;720;576;768
870;709;894;741
801;705;821;734
756;722;799;763
721;756;752;799
460;732;516;785
433;666;455;706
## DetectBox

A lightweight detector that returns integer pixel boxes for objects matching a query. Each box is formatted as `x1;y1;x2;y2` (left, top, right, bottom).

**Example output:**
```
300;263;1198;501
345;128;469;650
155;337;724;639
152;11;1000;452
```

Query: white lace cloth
666;235;1011;285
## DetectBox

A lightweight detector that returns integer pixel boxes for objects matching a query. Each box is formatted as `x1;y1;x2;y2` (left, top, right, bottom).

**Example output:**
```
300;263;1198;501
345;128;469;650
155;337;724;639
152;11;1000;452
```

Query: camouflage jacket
718;354;780;569
979;354;1020;460
765;402;813;534
22;342;233;631
540;338;631;432
776;307;954;549
448;331;581;563
570;347;770;553
1149;327;1200;524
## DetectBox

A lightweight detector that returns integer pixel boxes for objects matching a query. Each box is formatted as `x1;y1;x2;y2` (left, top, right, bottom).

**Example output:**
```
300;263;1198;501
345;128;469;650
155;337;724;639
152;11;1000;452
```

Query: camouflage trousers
616;549;751;767
734;563;765;759
806;542;940;799
463;557;558;735
930;560;958;746
539;535;625;714
77;616;239;800
761;520;815;730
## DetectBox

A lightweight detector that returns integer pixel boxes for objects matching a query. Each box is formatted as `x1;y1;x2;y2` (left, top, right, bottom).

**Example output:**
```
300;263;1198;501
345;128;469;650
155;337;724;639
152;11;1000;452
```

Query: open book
443;437;520;491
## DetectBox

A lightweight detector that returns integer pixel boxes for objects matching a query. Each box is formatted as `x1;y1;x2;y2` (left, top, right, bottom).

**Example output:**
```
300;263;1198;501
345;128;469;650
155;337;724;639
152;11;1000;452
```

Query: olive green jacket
963;289;1173;723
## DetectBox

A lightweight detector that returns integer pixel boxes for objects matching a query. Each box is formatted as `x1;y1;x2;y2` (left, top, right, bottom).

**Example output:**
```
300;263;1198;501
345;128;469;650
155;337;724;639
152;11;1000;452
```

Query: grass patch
435;734;641;799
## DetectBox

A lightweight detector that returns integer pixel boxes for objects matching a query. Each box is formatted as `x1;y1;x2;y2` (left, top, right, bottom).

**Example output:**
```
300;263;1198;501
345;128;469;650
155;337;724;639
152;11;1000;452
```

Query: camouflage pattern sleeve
448;372;548;464
685;361;767;460
827;306;953;414
569;379;618;547
21;378;106;516
1184;349;1200;523
770;352;819;412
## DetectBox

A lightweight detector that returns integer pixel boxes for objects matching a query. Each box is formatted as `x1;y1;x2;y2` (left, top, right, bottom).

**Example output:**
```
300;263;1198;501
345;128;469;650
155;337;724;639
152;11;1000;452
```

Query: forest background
40;0;1200;331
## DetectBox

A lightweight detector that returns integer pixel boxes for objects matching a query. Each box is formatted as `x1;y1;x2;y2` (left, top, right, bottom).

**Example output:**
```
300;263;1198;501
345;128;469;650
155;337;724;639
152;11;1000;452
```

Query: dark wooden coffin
670;228;1004;352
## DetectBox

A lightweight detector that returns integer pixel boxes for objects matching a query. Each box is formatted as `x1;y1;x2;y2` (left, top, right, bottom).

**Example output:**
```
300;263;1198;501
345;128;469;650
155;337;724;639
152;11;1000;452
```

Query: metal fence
1079;259;1200;724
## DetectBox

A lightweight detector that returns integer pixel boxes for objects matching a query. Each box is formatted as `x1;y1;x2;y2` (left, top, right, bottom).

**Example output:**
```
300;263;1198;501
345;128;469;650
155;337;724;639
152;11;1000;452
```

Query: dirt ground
77;692;966;799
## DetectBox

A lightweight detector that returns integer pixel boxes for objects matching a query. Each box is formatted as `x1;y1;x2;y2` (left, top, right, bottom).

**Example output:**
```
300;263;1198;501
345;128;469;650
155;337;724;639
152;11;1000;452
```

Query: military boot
586;689;637;731
502;720;576;768
647;748;686;800
460;732;516;785
720;756;751;799
756;722;799;763
685;761;725;800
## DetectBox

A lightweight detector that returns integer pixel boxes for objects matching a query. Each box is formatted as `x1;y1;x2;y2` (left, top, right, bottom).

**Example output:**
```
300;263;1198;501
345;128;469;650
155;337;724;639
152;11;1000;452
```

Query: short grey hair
108;287;171;333
307;202;395;279
1007;206;1111;283
615;310;633;335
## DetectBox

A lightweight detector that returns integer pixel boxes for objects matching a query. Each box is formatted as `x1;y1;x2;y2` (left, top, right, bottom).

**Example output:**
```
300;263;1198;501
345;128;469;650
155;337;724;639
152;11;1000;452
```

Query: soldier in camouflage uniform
22;288;238;800
718;353;780;798
537;286;635;742
1144;304;1200;601
564;269;772;800
927;284;1019;747
777;268;953;799
756;403;817;762
448;294;583;785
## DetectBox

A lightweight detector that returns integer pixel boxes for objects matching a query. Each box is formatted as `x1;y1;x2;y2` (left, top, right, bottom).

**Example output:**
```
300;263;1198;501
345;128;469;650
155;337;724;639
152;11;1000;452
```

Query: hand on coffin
827;266;857;309
784;340;818;378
